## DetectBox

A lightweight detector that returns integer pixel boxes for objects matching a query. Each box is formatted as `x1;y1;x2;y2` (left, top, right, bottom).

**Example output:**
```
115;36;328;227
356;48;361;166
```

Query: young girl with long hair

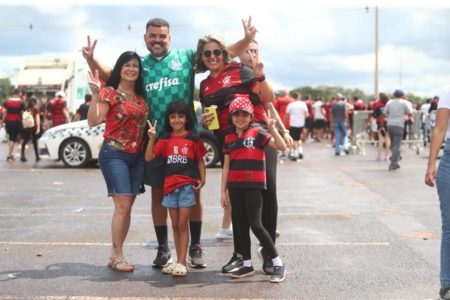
145;100;206;276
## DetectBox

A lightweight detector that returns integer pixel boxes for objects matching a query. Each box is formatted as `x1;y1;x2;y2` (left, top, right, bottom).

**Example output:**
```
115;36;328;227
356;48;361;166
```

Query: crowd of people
1;15;449;298
0;89;93;162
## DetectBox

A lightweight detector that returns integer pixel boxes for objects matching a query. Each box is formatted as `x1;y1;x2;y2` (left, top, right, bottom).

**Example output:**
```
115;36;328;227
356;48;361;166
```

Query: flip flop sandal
108;256;135;268
172;263;188;276
109;257;134;272
162;262;177;274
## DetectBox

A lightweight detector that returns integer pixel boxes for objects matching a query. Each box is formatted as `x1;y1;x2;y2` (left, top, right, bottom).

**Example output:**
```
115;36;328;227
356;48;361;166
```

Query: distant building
16;58;90;113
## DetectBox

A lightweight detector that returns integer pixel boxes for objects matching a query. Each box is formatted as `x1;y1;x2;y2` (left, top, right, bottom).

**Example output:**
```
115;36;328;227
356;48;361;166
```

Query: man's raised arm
81;35;112;82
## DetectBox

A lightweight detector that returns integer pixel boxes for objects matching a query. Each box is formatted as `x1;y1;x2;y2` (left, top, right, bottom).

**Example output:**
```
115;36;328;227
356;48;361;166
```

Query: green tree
0;78;15;104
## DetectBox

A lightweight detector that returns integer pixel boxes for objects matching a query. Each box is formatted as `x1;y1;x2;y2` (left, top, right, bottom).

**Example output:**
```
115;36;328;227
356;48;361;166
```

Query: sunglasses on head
202;49;223;58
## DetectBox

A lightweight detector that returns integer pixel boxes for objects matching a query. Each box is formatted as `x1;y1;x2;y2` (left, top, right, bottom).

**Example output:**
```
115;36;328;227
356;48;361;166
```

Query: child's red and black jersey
199;62;267;132
153;131;206;195
223;125;272;190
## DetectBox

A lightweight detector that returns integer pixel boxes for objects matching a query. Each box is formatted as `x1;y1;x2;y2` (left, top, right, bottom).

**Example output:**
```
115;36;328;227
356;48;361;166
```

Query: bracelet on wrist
256;75;266;82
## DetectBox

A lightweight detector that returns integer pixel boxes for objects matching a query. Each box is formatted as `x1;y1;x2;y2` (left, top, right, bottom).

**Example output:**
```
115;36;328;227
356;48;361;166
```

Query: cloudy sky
0;0;449;97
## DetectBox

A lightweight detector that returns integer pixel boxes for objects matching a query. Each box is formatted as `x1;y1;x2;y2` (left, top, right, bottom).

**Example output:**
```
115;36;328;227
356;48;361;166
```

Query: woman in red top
88;51;149;272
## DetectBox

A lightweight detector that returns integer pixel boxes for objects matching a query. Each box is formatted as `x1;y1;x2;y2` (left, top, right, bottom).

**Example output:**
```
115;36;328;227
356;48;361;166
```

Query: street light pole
375;5;379;98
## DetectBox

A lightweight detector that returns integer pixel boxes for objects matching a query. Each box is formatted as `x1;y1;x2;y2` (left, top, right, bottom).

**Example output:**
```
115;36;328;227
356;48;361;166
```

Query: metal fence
351;110;423;155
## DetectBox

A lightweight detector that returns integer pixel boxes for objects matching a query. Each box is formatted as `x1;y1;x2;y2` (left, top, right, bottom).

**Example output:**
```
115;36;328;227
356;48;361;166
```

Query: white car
38;120;104;168
38;119;220;168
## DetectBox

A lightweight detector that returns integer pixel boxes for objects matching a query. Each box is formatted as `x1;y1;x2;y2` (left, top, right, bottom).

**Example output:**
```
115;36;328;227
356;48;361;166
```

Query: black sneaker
270;265;286;283
189;244;207;268
298;153;304;159
440;287;450;300
230;266;255;279
257;247;273;274
152;245;173;268
222;253;243;273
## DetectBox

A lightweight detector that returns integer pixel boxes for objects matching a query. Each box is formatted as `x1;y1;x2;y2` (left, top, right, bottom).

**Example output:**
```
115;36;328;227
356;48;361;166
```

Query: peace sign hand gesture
147;120;158;140
81;35;97;61
242;16;257;41
88;69;101;96
252;53;265;79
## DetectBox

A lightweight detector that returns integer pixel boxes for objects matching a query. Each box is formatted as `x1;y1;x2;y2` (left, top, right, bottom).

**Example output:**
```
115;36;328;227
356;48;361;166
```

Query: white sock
243;260;252;267
298;146;303;154
293;149;298;157
272;256;283;267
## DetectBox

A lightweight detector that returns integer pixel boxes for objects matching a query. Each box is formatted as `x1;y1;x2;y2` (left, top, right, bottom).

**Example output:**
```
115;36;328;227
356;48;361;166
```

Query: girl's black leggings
229;188;278;260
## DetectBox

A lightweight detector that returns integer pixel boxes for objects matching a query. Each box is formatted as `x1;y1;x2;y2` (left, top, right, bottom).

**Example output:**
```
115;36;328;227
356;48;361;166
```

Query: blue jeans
98;142;145;197
333;121;349;154
162;184;196;208
437;138;450;288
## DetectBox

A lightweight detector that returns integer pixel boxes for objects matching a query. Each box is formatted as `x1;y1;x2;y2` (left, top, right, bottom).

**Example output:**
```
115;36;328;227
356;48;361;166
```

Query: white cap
56;91;65;97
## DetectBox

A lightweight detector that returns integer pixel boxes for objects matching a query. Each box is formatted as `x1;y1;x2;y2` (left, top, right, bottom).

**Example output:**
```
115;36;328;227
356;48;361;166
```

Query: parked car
38;120;220;168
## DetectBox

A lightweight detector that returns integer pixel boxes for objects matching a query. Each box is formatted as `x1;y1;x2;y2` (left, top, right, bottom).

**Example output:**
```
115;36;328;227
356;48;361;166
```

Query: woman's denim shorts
98;142;145;197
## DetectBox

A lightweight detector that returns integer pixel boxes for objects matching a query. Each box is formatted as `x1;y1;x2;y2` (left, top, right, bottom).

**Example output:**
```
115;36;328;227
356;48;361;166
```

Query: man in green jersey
82;17;256;268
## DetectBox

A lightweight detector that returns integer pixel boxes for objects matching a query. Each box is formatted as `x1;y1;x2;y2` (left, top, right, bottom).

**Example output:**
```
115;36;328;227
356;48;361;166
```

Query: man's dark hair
85;94;92;102
146;18;170;31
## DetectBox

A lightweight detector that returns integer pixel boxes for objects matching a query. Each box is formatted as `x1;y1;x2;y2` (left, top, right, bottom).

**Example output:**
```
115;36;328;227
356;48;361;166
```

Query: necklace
117;88;136;100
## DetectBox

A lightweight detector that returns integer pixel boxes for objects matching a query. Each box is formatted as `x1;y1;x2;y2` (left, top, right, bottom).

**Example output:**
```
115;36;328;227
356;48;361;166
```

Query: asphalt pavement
0;139;442;300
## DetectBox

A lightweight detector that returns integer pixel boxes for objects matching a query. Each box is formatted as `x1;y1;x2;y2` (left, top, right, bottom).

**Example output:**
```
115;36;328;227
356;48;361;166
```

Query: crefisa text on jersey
146;77;180;92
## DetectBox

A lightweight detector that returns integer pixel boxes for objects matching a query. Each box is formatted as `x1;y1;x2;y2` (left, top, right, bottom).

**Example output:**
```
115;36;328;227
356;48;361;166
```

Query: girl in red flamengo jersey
220;95;287;283
145;101;206;277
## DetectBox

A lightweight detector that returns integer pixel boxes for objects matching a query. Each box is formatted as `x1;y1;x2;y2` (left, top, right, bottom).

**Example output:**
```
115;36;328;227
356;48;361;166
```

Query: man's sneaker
298;153;304;159
221;253;243;273
270;265;286;283
189;244;207;268
215;227;233;239
152;245;173;268
230;266;255;279
257;246;273;274
440;287;450;300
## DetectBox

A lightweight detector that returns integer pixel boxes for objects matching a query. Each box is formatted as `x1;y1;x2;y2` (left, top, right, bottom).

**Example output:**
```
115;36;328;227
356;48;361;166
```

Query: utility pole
374;5;379;98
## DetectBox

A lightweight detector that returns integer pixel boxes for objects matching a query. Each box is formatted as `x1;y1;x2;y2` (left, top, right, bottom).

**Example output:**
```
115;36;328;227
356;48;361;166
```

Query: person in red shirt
145;101;206;276
273;90;292;129
45;91;70;128
372;93;390;161
2;90;25;161
88;51;149;272
303;96;314;141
